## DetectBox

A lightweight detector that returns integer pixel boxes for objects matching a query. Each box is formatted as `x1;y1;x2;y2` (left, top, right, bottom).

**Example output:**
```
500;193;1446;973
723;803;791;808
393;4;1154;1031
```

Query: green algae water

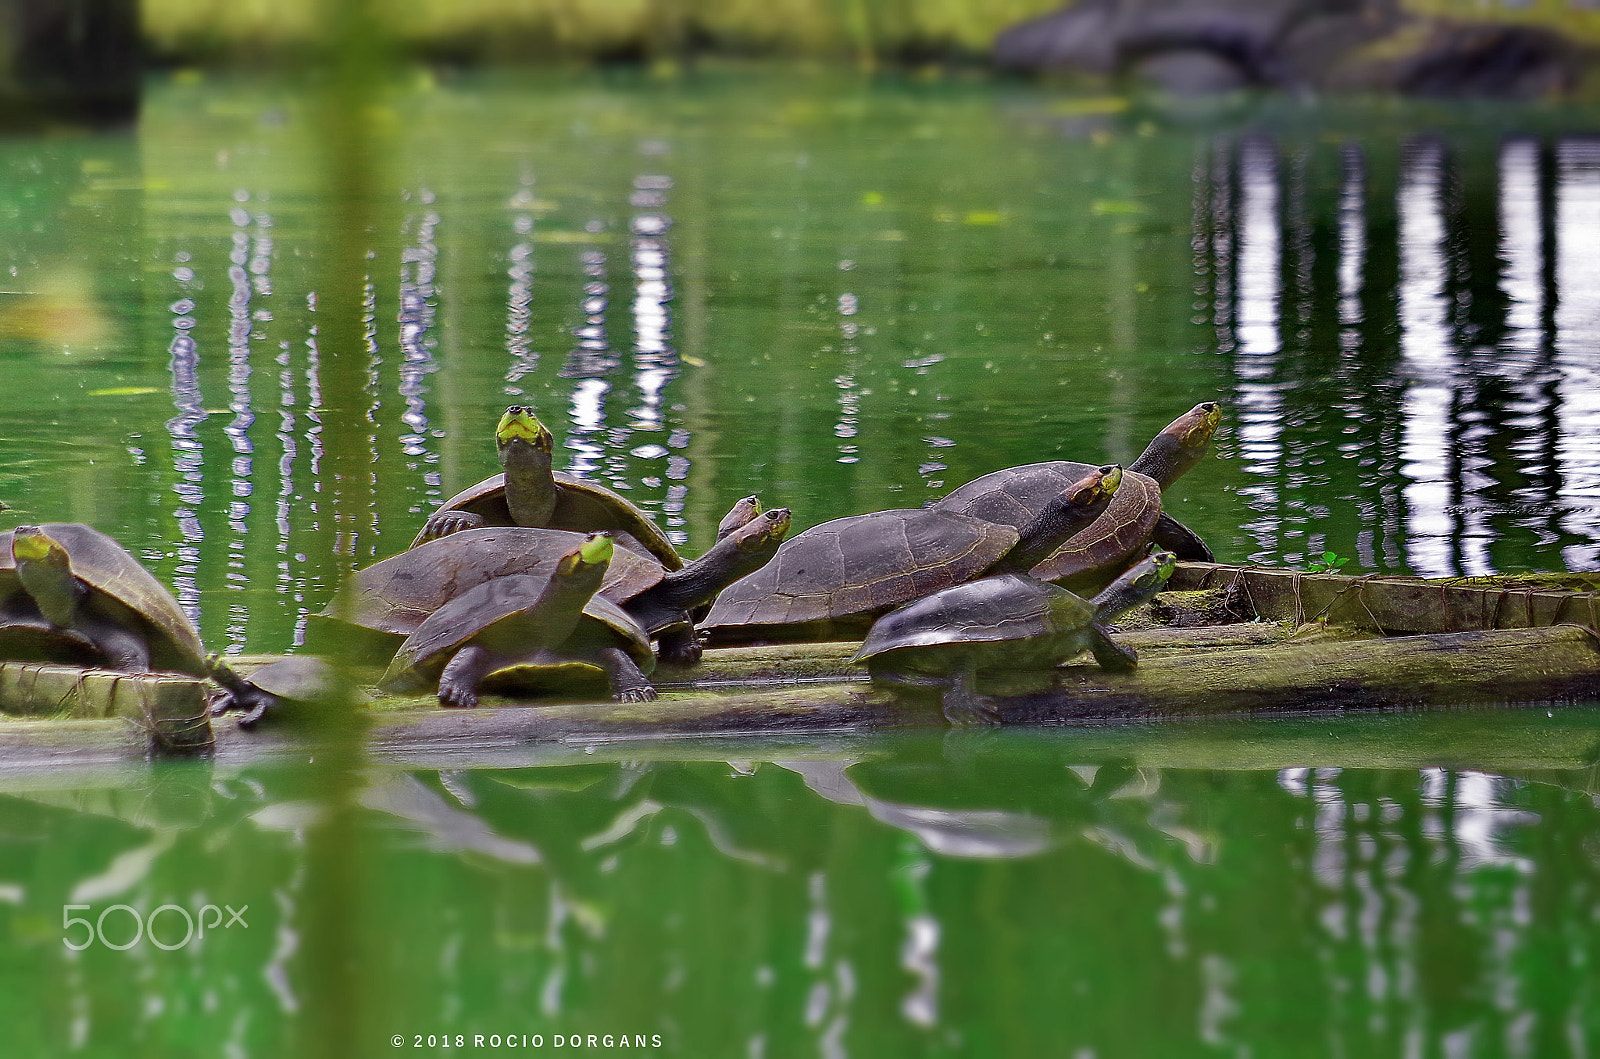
2;69;1600;1054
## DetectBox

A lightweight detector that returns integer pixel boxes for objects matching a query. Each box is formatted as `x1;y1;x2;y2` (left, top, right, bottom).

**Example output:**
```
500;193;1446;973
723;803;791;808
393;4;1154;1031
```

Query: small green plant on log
1306;551;1349;573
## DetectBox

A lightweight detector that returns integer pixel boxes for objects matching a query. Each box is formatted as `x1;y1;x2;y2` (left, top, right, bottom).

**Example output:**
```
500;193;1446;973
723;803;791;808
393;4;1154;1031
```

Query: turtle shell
420;471;682;570
931;462;1162;594
701;508;1019;636
477;596;656;695
0;523;206;675
851;574;1095;664
382;572;598;689
247;657;370;705
0;614;104;666
325;527;664;642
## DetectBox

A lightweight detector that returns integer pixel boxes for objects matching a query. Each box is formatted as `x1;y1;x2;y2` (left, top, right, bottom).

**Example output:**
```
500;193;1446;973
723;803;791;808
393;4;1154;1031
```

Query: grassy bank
142;0;1062;65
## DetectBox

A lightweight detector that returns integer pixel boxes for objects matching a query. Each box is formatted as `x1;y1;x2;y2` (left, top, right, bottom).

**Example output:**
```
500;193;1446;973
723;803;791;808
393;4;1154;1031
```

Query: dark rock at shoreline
994;0;1591;99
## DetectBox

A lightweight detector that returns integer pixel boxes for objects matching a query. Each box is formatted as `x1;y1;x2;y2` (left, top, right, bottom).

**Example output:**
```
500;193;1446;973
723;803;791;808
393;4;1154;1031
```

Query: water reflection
4;720;1597;1054
1206;131;1600;574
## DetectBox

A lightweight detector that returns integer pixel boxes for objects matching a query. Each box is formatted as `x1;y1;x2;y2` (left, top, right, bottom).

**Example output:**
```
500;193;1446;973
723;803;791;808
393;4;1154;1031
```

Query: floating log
1171;562;1600;634
994;624;1600;722
0;662;212;756
3;608;1596;766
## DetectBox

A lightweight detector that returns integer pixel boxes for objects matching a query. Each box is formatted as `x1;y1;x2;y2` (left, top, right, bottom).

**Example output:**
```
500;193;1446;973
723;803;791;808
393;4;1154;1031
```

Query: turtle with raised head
931;401;1220;594
410;405;682;569
702;464;1122;644
853;551;1177;725
324;504;791;666
380;531;651;706
0;523;206;675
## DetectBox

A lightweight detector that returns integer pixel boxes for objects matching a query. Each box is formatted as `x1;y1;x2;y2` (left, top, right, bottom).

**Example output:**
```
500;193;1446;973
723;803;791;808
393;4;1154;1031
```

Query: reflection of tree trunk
4;0;141;124
298;3;390;1056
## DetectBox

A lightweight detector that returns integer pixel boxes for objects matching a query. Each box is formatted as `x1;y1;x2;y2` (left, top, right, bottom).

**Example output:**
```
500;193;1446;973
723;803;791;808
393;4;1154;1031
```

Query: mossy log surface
2;617;1597;769
0;662;212;756
1172;562;1600;633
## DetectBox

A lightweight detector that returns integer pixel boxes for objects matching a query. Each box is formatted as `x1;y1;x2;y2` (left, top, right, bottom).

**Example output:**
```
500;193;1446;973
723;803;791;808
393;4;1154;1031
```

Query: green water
3;69;1600;1055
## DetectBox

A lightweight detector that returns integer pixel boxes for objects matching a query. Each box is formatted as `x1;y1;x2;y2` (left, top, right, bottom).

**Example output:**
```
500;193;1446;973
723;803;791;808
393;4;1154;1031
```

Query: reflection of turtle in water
381;531;642;707
931;402;1220;594
0;523;206;675
330;506;790;666
703;465;1121;643
208;655;370;729
853;551;1176;726
410;405;681;568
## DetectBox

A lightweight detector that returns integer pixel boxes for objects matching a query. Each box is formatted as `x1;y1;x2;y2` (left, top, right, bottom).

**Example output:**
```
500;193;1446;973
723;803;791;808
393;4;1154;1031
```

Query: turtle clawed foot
437;683;481;709
943;702;1003;727
941;690;1002;728
236;701;272;729
614;686;659;703
418;512;486;544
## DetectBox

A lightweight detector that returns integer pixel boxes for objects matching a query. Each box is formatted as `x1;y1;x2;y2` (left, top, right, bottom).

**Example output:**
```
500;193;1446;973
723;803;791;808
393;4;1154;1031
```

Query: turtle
701;464;1123;644
930;401;1220;595
379;531;650;707
852;550;1177;725
320;505;792;666
207;655;371;729
410;405;682;569
0;523;207;676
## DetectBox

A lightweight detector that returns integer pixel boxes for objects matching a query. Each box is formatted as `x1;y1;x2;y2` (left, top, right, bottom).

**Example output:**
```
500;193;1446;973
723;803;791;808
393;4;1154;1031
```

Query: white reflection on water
1554;139;1600;568
628;176;685;540
1229;136;1286;564
505;173;539;393
224;193;266;650
1212;133;1600;574
165;252;206;628
1396;139;1471;576
397;193;441;484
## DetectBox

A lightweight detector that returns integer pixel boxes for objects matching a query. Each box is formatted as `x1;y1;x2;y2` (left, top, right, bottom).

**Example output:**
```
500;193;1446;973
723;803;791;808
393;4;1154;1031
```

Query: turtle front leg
597;646;658;703
414;510;488;546
1086;624;1139;672
940;667;1001;727
437;645;494;709
654;624;703;667
81;617;152;673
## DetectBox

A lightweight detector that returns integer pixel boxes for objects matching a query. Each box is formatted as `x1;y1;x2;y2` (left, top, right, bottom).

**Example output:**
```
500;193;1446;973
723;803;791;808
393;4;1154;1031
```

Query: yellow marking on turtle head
496;406;553;450
11;525;67;565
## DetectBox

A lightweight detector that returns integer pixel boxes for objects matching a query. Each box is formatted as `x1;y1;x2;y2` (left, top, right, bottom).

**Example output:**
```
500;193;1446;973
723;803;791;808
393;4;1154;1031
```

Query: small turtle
852;550;1176;725
381;531;638;707
0;523;206;675
207;655;370;728
702;464;1122;643
931;402;1220;594
410;405;682;568
324;503;790;666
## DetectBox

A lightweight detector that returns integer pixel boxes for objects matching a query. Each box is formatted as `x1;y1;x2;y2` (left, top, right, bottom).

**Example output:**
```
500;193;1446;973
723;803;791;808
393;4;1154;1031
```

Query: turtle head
1071;464;1122;506
716;495;763;541
731;507;791;556
1091;550;1177;623
1006;466;1121;573
1127;402;1221;489
11;525;68;567
496;406;554;461
10;525;80;627
557;531;615;578
661;508;792;611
